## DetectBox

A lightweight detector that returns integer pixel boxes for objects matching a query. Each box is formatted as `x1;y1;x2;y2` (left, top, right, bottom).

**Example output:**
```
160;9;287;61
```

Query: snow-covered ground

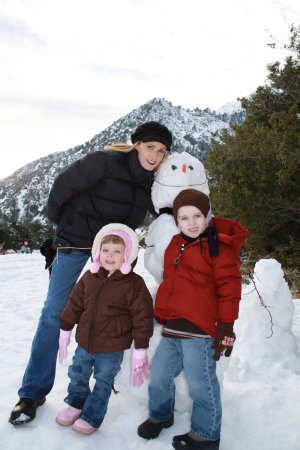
1;252;300;450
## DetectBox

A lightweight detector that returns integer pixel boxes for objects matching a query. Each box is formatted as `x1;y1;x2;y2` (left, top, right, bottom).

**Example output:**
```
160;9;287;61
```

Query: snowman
144;151;209;284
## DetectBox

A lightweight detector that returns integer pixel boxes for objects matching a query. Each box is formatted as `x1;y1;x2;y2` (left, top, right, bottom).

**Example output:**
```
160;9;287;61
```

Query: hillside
0;98;245;223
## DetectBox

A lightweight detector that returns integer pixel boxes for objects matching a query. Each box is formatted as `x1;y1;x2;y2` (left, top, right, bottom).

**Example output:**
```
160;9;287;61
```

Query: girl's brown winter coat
60;267;153;354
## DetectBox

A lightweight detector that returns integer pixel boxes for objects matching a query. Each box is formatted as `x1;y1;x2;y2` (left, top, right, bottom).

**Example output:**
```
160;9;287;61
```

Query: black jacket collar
128;149;154;185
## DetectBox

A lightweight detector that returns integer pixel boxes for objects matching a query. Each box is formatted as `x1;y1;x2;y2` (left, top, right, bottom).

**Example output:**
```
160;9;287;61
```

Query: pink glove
58;329;72;363
131;349;150;387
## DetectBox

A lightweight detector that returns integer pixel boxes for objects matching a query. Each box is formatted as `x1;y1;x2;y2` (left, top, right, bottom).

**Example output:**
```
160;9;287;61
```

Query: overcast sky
0;0;299;180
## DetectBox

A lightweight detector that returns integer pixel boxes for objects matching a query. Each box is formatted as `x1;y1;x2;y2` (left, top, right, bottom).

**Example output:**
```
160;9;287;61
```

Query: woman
9;121;172;426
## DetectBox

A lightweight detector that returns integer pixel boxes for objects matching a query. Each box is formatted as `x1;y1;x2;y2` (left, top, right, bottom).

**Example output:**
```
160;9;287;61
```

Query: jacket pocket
109;316;131;337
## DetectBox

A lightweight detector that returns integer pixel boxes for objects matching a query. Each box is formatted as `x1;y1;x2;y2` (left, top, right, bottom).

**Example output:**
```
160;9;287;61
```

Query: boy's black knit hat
173;189;210;225
131;121;172;149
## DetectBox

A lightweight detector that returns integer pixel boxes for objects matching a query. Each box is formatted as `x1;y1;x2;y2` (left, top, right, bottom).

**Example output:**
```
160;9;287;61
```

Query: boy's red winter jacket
154;217;248;338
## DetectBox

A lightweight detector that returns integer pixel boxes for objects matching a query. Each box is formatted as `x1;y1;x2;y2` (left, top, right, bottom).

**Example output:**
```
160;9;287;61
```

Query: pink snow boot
72;418;96;435
55;406;81;426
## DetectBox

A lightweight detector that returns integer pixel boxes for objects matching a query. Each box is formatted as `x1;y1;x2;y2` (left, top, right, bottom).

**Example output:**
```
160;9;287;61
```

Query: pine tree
0;220;53;251
205;25;300;290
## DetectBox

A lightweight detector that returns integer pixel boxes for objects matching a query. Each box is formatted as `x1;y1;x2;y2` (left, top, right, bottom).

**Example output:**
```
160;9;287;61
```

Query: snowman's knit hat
173;189;211;225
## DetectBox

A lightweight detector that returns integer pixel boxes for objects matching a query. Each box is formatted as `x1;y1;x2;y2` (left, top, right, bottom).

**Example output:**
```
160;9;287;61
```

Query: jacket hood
210;217;248;253
90;223;139;274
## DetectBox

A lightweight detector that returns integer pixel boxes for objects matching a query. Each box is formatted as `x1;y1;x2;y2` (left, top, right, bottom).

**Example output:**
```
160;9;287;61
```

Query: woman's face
135;141;167;171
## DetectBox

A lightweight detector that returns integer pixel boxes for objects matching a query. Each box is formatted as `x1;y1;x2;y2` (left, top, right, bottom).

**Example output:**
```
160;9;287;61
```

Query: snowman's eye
188;165;194;170
171;165;177;170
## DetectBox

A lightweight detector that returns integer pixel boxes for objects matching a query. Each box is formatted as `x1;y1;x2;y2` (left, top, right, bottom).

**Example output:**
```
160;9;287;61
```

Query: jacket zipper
166;268;176;314
88;277;108;353
166;240;195;313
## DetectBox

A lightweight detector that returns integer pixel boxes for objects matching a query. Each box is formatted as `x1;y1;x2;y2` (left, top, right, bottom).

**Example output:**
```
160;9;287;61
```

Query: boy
138;189;248;450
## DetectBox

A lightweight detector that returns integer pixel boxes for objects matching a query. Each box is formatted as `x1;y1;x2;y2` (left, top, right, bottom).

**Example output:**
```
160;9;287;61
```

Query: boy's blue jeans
64;345;124;428
148;337;221;441
18;250;90;401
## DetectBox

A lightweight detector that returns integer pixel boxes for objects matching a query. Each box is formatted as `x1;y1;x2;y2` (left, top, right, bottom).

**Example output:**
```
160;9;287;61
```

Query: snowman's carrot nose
182;164;186;173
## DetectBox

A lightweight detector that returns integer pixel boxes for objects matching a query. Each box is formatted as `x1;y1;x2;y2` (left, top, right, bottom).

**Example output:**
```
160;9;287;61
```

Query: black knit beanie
173;189;210;225
131;121;172;149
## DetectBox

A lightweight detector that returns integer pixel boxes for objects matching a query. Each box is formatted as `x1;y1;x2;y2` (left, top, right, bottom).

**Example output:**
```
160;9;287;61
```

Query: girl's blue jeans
64;345;124;428
148;336;222;441
18;250;90;401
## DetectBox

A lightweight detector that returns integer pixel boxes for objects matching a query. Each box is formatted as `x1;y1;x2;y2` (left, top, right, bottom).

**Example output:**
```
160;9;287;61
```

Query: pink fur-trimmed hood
90;223;139;274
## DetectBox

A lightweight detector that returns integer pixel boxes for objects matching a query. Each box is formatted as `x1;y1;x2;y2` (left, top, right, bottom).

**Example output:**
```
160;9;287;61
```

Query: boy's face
100;242;125;275
177;205;207;238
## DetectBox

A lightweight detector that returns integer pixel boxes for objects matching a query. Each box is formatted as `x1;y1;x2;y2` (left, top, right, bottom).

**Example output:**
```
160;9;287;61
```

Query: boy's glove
212;322;236;361
131;349;150;387
58;329;72;363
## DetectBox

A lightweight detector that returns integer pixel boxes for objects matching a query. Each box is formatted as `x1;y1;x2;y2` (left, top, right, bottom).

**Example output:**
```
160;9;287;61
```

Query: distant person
9;121;172;425
137;189;248;450
55;224;153;435
23;241;30;254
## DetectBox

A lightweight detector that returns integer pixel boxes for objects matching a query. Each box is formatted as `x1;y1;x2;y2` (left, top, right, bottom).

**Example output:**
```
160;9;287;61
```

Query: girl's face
135;141;167;171
177;205;207;238
100;242;125;275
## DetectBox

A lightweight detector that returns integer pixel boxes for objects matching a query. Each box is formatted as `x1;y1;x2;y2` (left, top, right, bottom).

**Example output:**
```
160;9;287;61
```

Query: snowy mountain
0;98;245;224
214;100;242;115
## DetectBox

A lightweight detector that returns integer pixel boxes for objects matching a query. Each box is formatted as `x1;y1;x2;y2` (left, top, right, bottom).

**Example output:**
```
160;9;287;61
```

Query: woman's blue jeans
148;337;222;441
18;250;90;401
64;345;124;429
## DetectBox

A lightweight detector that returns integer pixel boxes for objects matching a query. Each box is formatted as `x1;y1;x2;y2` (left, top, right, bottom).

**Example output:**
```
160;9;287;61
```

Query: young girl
55;223;153;435
138;189;248;450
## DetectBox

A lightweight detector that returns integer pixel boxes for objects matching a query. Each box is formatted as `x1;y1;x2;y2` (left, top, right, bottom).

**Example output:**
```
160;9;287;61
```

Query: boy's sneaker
9;397;46;425
55;406;82;426
137;415;174;439
172;433;220;450
72;418;96;435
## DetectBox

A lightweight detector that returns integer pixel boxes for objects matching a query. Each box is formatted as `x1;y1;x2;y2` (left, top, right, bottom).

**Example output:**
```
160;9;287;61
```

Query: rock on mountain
0;98;245;224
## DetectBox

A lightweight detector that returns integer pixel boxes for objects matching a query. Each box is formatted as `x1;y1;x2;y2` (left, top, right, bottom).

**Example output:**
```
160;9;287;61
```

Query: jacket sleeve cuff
60;320;74;331
134;339;149;350
218;300;240;322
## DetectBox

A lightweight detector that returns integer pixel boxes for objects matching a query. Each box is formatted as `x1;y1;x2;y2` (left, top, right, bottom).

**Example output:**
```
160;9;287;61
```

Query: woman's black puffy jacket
47;150;154;248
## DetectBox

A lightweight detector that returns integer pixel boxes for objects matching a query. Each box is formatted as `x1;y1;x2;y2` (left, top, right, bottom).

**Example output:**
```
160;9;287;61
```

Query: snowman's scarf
174;226;219;269
158;207;173;215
